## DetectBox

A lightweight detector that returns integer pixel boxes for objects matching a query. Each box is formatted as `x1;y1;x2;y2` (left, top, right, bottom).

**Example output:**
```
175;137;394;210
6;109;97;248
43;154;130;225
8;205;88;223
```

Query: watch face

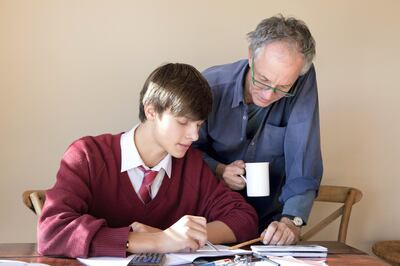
293;217;303;226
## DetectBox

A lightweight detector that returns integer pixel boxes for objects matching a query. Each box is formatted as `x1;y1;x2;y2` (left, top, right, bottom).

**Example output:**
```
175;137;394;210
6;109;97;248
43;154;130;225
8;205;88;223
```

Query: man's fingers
263;221;300;245
262;222;278;245
230;176;246;190
233;160;245;168
222;172;246;190
286;232;295;245
276;228;290;245
269;225;284;245
226;164;245;176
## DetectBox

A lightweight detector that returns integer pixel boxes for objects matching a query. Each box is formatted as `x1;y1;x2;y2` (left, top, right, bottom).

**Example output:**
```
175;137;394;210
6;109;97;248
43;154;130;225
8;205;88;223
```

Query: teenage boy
37;63;258;258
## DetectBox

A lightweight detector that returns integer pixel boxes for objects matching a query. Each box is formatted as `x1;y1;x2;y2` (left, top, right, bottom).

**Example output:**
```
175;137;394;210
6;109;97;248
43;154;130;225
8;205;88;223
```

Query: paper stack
78;245;252;266
251;245;328;258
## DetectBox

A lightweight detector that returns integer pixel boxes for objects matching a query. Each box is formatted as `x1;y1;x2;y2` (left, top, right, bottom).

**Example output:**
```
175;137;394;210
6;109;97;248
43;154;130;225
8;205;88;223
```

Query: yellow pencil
229;236;263;250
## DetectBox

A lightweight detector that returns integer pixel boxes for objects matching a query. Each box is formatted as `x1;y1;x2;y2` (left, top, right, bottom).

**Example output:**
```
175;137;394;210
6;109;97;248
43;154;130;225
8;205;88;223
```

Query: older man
194;15;323;245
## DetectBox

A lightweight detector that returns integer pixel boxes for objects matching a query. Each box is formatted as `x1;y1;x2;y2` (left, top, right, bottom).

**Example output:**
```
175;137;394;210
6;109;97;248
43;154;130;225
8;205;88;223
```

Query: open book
78;245;251;266
251;245;328;258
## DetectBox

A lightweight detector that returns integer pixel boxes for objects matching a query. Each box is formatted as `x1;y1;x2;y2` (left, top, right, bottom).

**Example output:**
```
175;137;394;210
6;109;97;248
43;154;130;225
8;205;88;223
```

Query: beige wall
1;0;399;254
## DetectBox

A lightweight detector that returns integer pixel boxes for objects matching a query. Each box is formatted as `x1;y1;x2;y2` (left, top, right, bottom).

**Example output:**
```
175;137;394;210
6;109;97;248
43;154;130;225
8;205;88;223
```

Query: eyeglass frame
251;57;295;98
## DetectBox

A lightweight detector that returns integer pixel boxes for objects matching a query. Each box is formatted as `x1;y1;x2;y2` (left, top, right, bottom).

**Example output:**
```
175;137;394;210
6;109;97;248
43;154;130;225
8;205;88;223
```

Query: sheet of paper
265;256;327;266
0;260;50;266
78;245;252;266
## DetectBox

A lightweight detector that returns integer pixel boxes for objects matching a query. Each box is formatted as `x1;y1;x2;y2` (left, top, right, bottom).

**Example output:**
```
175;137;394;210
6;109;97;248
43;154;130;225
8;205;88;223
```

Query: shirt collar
232;59;250;108
120;124;172;178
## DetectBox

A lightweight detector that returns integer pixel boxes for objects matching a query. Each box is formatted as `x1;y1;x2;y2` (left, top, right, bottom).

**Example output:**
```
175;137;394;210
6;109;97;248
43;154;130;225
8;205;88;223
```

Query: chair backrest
301;185;362;243
22;190;46;216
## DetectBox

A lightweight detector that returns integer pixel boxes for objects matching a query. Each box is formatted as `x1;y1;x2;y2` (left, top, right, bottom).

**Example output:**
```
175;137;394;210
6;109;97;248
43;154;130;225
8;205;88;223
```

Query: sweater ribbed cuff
89;226;131;257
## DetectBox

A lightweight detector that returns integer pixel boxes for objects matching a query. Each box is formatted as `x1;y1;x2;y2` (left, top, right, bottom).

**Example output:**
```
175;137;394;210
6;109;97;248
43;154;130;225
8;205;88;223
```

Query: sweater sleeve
196;155;259;242
37;138;130;258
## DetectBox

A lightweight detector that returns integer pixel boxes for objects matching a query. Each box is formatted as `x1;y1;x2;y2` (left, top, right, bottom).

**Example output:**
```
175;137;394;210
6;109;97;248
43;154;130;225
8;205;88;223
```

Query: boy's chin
171;151;187;158
169;148;188;158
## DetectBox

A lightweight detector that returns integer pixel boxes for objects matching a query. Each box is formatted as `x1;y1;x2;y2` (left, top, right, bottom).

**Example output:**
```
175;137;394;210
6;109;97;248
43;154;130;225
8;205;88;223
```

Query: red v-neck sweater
37;133;258;258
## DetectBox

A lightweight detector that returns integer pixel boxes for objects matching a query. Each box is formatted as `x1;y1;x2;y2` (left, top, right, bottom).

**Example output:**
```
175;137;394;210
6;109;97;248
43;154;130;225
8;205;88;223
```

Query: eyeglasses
251;57;295;98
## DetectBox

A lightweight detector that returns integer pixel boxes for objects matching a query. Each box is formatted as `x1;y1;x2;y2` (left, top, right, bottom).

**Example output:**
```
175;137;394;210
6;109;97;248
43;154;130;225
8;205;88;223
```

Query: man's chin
255;98;274;107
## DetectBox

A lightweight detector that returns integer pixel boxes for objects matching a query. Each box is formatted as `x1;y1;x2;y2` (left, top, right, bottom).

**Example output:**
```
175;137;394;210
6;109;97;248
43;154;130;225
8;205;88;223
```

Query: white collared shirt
120;124;172;201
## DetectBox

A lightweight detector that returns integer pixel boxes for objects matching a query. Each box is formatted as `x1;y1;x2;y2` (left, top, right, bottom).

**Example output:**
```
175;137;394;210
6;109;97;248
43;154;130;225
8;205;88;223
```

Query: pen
200;258;233;266
253;252;280;266
206;240;219;251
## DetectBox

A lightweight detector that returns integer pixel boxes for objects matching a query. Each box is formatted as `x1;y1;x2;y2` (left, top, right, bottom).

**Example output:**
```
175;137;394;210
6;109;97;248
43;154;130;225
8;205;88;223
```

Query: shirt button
240;137;243;141
251;142;255;146
243;116;247;120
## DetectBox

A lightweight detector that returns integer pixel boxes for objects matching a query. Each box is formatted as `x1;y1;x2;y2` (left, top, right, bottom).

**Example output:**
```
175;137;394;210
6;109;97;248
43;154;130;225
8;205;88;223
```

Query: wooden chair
22;190;46;216
301;185;362;243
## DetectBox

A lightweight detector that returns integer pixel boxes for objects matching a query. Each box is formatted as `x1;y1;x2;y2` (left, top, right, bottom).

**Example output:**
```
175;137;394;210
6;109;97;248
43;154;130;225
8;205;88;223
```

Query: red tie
137;165;158;204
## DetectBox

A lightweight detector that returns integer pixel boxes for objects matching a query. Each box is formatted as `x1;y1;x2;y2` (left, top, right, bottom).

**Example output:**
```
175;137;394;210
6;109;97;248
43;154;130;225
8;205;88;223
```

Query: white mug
244;162;270;197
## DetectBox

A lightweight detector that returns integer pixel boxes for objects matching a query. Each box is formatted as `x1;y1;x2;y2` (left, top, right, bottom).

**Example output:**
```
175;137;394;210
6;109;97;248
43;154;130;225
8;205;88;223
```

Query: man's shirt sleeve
280;65;323;219
282;190;316;224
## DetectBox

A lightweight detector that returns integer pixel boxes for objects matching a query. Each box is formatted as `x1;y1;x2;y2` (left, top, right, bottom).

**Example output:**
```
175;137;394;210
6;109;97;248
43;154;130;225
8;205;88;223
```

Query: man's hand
158;215;208;253
216;160;246;190
260;217;301;245
130;222;162;233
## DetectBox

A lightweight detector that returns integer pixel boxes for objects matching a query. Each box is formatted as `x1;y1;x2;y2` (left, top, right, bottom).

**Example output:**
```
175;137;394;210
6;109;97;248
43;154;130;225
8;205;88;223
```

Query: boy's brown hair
139;63;212;122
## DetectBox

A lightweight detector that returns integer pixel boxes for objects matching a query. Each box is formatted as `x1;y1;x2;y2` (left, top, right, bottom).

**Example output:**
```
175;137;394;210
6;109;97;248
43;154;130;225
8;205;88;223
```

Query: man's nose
261;89;276;100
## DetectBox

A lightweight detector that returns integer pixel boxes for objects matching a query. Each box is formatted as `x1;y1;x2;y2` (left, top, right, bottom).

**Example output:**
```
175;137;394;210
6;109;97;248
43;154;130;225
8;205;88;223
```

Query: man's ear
144;104;157;121
248;47;252;67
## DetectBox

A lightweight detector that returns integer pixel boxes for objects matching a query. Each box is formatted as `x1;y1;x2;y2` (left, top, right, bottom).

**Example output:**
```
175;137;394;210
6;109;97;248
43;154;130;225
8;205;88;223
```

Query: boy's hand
159;215;207;252
216;160;246;190
130;222;162;233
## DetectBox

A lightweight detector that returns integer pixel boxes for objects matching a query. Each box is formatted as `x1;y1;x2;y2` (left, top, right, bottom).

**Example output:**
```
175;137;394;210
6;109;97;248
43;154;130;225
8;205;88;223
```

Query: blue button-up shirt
194;59;323;231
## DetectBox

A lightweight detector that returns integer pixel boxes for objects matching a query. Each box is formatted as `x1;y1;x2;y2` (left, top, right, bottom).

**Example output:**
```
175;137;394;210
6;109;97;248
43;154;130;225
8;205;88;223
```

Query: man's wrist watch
281;215;304;227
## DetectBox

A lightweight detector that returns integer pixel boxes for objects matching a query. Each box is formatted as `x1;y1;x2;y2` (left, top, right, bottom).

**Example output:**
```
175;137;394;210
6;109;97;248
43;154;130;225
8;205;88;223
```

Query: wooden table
0;241;388;265
372;240;400;265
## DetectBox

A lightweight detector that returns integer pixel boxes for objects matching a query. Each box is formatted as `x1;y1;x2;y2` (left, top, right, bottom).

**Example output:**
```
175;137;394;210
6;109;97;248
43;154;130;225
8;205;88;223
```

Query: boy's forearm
206;221;236;244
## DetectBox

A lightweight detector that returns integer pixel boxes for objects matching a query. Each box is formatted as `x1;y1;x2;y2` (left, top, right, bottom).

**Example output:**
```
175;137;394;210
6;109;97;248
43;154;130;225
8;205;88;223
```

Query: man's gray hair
247;14;316;75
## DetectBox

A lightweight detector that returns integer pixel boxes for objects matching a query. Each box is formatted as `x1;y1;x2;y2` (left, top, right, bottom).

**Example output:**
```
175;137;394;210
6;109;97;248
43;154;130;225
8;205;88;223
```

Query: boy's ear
144;104;157;121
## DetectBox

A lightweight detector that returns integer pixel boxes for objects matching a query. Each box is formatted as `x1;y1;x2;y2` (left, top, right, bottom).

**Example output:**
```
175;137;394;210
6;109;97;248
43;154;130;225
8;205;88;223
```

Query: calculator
127;252;166;266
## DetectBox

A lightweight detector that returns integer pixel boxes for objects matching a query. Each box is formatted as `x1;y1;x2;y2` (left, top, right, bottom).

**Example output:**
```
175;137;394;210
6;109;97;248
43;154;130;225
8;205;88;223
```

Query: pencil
228;236;263;250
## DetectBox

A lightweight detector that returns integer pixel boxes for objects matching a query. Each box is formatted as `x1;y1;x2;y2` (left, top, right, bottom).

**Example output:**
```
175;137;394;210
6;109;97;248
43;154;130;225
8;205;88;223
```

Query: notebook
251;245;328;258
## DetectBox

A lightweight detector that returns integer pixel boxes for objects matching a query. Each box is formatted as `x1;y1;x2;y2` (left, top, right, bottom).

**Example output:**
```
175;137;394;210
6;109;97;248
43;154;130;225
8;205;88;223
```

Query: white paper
0;260;50;266
78;245;252;266
265;256;327;266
